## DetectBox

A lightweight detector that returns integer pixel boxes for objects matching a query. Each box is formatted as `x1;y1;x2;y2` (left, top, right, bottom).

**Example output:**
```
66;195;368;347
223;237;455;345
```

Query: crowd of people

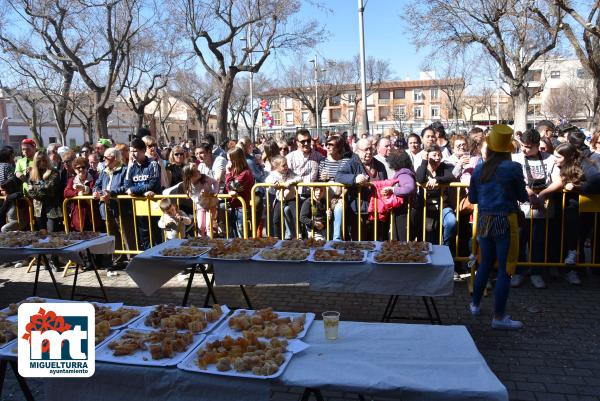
0;121;599;289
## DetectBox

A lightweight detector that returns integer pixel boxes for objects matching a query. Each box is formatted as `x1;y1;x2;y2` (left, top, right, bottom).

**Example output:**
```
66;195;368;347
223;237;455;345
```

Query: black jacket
415;160;457;208
335;156;387;214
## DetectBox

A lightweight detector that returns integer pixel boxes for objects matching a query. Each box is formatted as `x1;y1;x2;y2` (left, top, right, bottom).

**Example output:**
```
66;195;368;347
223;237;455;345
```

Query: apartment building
260;74;464;135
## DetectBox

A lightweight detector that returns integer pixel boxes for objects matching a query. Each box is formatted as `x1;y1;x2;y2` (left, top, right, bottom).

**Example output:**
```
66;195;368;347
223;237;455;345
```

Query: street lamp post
358;0;369;135
496;68;500;124
309;56;320;138
241;33;256;142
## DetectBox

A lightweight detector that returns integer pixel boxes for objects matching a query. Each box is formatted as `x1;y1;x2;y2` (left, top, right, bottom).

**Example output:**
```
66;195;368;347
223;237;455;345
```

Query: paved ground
1;262;599;401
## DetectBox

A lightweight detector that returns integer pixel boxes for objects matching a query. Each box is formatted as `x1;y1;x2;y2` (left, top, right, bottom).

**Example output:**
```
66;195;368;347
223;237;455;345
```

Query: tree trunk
136;112;145;130
512;87;529;133
216;73;236;143
590;75;600;132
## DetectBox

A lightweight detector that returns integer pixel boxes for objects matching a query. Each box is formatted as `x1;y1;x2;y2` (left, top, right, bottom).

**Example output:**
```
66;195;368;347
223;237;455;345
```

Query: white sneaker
565;250;577;265
565;270;581;285
469;303;481;316
107;271;119;277
530;274;546;289
492;315;523;330
14;262;23;268
510;274;524;288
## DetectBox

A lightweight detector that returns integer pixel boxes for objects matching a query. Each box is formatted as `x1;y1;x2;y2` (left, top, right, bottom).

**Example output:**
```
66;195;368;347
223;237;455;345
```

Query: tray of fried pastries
369;248;432;265
0;231;44;248
181;238;231;248
127;304;229;335
178;333;309;379
60;231;106;241
0;318;17;349
95;328;205;367
229;237;279;249
380;240;432;254
251;248;311;262
202;243;260;261
157;246;211;258
0;339;17;358
214;308;314;340
27;238;82;250
324;240;381;252
274;238;327;249
308;249;367;264
93;302;151;330
0;297;71;322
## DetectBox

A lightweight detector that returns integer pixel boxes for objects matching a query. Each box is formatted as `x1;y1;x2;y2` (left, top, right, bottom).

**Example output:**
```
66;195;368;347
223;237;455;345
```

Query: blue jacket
336;155;387;214
94;164;130;219
125;157;161;195
468;160;528;215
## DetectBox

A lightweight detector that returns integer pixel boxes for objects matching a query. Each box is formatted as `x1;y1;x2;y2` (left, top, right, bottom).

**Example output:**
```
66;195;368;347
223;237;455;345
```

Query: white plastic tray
177;335;308;379
95;329;206;367
93;304;153;330
273;239;328;249
0;339;17;358
368;252;432;265
127;305;230;334
214;309;315;340
324;240;381;252
380;241;433;254
251;249;311;263
156;247;211;259
0;297;73;322
26;239;82;250
308;249;367;264
95;329;121;350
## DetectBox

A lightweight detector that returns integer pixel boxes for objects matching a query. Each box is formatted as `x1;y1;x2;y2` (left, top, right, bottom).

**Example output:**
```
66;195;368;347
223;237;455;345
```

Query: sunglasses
74;166;86;170
174;153;184;156
298;139;311;145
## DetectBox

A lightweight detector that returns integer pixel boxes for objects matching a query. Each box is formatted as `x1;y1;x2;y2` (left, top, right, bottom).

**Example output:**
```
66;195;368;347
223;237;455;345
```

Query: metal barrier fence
0;195;34;231
62;193;248;255
4;184;600;268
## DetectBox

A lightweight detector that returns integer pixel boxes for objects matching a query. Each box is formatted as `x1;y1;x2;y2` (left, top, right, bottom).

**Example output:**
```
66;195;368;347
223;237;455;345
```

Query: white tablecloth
0;235;115;266
126;239;207;296
128;242;454;298
42;321;507;401
281;321;507;401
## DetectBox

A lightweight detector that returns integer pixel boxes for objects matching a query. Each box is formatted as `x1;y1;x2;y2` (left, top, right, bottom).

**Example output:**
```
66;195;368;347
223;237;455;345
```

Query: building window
69;138;76;147
346;91;356;103
393;89;405;99
330;108;341;123
577;68;589;79
430;106;440;119
525;69;542;81
301;111;310;124
285;112;293;125
348;109;354;122
550;70;560;79
329;95;341;106
394;106;406;119
378;90;390;104
378;106;390;120
413;106;423;119
49;136;57;143
367;108;374;121
284;97;293;109
272;112;281;126
430;88;439;100
268;98;279;109
413;89;424;101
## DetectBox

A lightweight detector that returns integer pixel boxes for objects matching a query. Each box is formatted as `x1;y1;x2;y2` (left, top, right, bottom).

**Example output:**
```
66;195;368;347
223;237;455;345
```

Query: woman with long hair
225;147;255;237
318;134;348;240
537;142;600;283
64;157;96;231
468;125;529;329
166;145;187;185
182;164;219;237
28;151;63;234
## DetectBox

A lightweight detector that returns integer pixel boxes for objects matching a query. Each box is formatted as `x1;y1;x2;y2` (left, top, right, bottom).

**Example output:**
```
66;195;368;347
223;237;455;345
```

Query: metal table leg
0;359;6;398
10;361;35;401
69;250;109;301
41;255;62;299
240;285;253;309
199;264;218;307
182;265;196;307
32;256;42;296
300;388;325;401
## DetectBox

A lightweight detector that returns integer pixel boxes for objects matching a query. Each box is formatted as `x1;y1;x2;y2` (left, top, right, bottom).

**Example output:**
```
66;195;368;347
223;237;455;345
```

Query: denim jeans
333;203;343;240
472;234;511;317
442;207;457;247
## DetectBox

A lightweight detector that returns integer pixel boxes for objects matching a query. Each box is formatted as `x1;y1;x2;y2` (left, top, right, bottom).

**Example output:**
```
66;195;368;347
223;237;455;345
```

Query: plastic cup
322;311;340;340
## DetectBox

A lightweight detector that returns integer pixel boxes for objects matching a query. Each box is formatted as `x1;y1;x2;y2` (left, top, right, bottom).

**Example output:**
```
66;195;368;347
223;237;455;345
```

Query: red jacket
64;176;96;231
225;169;255;209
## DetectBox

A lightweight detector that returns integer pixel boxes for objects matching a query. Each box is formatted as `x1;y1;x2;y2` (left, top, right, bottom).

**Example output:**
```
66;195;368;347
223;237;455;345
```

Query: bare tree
69;88;96;144
228;78;249;139
11;0;146;138
172;0;324;142
0;83;51;146
555;0;600;130
339;55;392;133
543;82;588;122
151;89;182;144
404;0;563;132
171;70;218;141
278;55;351;129
122;19;178;130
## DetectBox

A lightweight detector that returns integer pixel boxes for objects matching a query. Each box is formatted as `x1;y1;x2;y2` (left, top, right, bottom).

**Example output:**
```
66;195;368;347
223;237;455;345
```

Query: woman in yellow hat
468;124;529;329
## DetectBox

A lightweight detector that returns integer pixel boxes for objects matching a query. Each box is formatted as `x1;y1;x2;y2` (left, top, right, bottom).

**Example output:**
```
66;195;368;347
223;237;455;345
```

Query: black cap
535;120;555;131
558;122;580;134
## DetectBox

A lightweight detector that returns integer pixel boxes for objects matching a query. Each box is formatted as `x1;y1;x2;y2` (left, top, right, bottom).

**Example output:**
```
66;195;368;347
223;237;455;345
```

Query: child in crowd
300;186;331;240
157;198;192;240
182;164;220;237
0;176;24;232
265;155;302;239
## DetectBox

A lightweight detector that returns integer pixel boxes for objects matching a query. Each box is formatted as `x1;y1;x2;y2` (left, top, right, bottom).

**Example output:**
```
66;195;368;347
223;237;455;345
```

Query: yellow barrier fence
0;195;34;231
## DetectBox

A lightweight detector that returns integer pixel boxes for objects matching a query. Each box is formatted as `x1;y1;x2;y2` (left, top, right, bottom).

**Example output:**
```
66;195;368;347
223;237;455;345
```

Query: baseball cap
21;139;36;147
